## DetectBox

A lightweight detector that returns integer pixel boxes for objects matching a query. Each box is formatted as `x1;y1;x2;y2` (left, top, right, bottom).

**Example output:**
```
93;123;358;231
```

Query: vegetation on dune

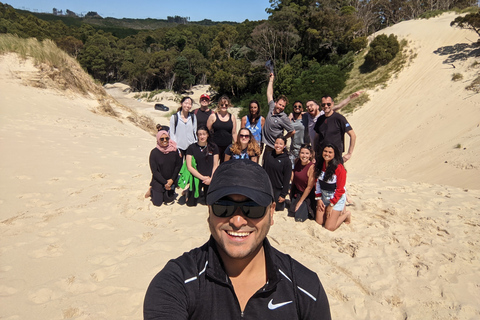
1;1;478;119
0;33;156;134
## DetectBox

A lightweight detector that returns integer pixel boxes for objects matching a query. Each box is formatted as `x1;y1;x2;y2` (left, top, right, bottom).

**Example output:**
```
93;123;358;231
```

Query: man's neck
219;245;267;312
200;106;209;111
325;110;334;117
219;244;266;278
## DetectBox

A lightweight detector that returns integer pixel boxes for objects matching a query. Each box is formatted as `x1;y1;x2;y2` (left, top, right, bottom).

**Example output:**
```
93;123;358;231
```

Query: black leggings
151;187;175;207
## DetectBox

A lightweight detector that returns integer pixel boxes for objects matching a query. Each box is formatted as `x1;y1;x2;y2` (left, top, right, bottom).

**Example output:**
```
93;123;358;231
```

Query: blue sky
10;0;272;22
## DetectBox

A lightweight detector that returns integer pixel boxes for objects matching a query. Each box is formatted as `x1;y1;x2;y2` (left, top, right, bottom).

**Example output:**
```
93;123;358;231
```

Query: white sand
1;13;479;320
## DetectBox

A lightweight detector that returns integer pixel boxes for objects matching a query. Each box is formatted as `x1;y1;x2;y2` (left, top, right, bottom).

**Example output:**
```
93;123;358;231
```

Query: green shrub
363;34;400;71
452;73;463;81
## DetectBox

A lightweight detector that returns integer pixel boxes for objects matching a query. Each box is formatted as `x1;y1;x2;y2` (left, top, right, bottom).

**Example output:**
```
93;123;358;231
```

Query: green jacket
177;157;200;198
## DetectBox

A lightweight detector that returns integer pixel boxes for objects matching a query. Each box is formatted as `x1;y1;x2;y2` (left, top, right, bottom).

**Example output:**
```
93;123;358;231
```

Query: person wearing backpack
169;97;197;157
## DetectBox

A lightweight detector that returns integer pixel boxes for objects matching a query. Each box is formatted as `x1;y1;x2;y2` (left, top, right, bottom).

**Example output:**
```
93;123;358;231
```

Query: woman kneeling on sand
314;143;351;231
146;130;183;206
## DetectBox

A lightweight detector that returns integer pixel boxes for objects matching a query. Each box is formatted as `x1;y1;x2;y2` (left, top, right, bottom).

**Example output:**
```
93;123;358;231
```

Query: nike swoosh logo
268;299;293;310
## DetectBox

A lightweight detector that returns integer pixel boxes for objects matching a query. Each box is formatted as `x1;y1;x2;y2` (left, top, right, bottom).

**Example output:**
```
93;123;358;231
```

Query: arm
313;133;320;157
261;116;265;128
241;116;247;129
284;130;295;140
149;150;168;185
166;151;183;190
144;262;189;320
169;115;176;143
330;165;346;205
231;115;237;143
206;113;216;132
343;129;356;162
224;154;231;162
267;73;274;103
332;90;363;112
295;165;316;212
280;157;293;199
210;154;220;178
186;154;206;181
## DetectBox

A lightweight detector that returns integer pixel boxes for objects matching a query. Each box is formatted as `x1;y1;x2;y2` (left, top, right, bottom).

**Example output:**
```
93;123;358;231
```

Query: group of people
146;73;360;231
142;74;363;319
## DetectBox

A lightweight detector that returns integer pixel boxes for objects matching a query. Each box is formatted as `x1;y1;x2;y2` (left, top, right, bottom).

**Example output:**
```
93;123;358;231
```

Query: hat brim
206;185;273;207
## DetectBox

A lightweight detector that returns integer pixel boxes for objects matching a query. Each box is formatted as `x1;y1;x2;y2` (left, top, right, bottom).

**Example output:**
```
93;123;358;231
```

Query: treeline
1;0;477;113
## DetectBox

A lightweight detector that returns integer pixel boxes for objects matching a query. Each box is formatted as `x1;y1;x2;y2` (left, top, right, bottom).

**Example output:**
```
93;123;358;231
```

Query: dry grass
0;34;156;135
452;73;464;81
337;38;412;113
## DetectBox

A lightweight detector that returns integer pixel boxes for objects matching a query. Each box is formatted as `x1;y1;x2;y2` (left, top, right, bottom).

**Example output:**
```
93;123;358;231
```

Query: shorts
317;190;346;212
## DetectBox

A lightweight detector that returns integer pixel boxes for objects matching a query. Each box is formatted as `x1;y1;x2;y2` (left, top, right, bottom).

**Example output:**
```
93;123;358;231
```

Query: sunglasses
294;105;302;109
321;103;332;107
239;134;250;139
159;137;170;142
211;199;267;219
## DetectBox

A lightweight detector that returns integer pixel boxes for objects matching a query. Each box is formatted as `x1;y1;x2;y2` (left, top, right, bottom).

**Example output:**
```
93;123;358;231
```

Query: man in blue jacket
144;160;331;320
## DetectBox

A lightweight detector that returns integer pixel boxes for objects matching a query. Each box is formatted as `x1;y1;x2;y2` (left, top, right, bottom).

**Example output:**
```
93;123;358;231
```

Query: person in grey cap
144;160;331;320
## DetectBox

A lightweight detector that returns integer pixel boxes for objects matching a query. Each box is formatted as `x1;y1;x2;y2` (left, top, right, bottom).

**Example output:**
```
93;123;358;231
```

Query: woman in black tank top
207;95;237;163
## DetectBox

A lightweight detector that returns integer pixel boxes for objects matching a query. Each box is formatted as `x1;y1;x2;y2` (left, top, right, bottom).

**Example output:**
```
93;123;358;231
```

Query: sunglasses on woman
211;199;267;219
239;134;250;139
159;137;170;142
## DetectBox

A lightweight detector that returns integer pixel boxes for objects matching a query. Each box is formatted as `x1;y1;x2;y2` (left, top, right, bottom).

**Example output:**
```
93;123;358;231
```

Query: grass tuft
0;34;157;135
452;73;464;81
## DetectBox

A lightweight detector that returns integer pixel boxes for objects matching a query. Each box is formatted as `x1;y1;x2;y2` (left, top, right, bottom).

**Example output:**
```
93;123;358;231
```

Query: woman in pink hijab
145;130;183;206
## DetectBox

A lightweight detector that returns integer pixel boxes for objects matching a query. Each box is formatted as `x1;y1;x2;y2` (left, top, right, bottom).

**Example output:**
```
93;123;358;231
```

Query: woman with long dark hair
289;144;316;221
314;143;351;231
241;100;264;160
263;135;292;211
224;128;260;162
169;96;197;157
207;95;237;163
145;130;183;206
185;126;219;206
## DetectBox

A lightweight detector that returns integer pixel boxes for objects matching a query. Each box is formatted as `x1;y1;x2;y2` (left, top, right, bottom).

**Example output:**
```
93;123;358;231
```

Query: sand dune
0;13;479;320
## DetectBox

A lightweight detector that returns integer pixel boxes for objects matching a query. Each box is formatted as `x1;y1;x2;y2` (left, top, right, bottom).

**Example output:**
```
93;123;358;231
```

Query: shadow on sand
433;41;480;64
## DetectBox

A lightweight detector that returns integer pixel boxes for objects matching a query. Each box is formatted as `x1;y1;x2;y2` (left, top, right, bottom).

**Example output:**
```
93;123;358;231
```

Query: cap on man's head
206;160;274;207
200;94;210;101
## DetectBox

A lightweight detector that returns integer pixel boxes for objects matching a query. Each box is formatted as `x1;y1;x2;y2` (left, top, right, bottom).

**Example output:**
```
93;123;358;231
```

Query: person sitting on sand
314;144;351;231
263;135;292;212
144;160;331;319
224;128;261;162
289;144;316;221
145;130;183;206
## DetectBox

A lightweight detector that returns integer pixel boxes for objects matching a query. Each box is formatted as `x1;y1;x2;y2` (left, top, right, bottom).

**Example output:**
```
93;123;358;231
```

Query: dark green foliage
362;34;400;72
451;11;480;37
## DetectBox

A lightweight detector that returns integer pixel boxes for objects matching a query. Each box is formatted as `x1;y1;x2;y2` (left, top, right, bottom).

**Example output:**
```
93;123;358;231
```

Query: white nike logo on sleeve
268;299;293;310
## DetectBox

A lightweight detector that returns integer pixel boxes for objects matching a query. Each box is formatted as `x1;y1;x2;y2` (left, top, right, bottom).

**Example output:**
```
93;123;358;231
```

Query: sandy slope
1;13;479;320
347;13;480;189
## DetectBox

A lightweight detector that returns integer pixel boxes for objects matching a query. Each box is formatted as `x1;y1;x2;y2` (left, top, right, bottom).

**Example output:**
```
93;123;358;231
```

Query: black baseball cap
206;160;274;207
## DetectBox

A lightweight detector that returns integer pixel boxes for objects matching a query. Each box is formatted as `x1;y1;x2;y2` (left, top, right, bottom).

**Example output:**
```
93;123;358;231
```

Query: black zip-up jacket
263;151;292;198
144;237;331;320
